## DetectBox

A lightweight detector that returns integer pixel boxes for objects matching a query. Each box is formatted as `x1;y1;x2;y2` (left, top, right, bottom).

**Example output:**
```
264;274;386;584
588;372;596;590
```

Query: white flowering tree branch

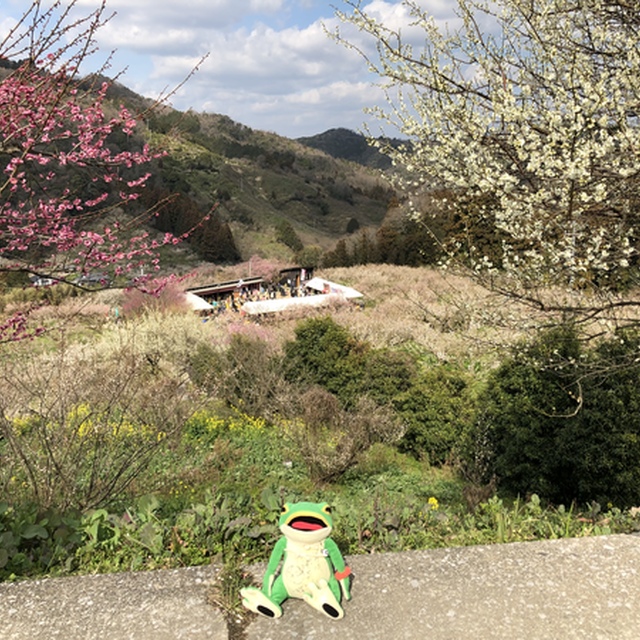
333;0;640;327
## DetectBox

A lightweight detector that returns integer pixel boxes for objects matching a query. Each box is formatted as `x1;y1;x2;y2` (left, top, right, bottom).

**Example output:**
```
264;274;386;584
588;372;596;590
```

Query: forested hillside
96;76;451;270
99;78;397;266
1;55;441;271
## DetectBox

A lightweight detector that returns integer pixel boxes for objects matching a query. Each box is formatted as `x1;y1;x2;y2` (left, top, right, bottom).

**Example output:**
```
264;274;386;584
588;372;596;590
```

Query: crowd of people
204;279;314;317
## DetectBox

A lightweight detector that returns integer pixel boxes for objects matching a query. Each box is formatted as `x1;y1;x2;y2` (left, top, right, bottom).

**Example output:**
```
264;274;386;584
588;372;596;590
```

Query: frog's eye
322;504;332;515
281;504;290;515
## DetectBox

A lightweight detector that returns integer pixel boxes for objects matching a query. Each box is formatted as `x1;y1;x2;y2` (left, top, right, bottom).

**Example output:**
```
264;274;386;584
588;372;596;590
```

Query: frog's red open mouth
289;515;327;531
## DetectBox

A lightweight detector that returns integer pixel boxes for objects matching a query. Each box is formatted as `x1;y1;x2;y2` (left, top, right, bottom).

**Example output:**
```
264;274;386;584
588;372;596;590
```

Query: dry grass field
199;263;530;366
322;265;640;364
16;262;639;374
325;265;525;362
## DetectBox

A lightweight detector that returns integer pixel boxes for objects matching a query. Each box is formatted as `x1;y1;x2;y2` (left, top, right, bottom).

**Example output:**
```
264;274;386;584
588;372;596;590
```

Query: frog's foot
240;587;283;619
302;579;344;619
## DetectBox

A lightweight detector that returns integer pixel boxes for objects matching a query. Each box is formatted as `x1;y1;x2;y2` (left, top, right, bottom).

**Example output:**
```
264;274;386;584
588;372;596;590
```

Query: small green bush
188;342;224;393
361;348;417;404
275;219;303;253
284;316;419;409
395;364;476;465
284;316;369;406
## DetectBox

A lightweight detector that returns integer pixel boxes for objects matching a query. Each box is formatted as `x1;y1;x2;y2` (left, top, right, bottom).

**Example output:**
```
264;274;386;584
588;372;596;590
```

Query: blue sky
1;1;458;138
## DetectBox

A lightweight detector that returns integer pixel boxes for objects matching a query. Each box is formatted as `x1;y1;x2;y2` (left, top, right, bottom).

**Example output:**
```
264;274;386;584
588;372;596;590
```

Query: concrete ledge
247;535;640;640
1;565;226;640
2;535;640;639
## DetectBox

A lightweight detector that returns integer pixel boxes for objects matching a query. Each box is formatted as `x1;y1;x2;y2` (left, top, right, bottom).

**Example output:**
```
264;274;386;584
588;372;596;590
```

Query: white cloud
76;0;286;29
2;0;461;137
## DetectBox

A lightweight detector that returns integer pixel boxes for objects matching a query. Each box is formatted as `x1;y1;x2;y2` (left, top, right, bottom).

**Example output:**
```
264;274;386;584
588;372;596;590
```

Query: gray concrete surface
0;565;226;640
2;534;640;639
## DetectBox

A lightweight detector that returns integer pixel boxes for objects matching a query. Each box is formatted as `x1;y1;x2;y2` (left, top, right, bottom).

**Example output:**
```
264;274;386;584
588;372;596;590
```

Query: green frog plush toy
240;501;352;619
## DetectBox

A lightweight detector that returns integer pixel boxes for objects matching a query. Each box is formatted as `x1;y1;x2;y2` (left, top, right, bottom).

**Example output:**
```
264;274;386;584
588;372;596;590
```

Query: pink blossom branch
0;1;212;341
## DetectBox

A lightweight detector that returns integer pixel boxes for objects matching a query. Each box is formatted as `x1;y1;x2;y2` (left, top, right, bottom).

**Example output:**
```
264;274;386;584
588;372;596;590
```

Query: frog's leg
240;575;288;619
241;538;289;619
269;574;289;606
302;578;344;619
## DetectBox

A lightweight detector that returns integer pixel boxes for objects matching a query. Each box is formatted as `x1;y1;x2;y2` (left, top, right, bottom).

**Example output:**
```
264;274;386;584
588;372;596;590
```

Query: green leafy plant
0;502;83;579
475;325;640;507
395;364;476;464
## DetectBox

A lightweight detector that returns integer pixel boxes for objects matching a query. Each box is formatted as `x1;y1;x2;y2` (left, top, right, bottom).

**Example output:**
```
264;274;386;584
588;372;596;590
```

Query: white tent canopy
242;294;346;316
183;291;213;311
303;277;363;299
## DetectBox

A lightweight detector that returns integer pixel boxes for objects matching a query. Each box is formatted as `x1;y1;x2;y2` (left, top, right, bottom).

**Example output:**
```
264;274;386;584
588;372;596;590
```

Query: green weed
3;402;640;583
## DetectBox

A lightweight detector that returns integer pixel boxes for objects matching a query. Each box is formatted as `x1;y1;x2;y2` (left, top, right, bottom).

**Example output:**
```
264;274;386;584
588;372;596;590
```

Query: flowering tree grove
334;0;640;323
0;0;185;341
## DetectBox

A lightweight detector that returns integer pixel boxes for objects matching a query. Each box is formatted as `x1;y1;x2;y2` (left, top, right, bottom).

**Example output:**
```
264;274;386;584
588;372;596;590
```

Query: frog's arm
325;538;352;601
263;537;287;595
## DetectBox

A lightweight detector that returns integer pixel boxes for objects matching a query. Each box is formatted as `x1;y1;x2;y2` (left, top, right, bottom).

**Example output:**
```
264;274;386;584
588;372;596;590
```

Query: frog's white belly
281;540;331;598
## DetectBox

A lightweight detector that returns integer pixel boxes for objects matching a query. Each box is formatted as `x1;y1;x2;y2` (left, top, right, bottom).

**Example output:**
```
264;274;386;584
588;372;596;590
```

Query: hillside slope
134;105;397;263
1;64;400;269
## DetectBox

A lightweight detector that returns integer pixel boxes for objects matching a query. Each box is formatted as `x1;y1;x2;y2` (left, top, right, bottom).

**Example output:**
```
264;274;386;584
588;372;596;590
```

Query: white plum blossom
334;0;640;292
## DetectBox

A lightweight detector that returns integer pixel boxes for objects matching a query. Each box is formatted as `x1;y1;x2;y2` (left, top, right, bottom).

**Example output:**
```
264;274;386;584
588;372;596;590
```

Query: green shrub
283;317;419;408
346;217;360;234
360;348;417;404
477;325;640;507
275;219;303;253
394;364;476;464
567;330;640;506
284;316;369;406
188;342;224;393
